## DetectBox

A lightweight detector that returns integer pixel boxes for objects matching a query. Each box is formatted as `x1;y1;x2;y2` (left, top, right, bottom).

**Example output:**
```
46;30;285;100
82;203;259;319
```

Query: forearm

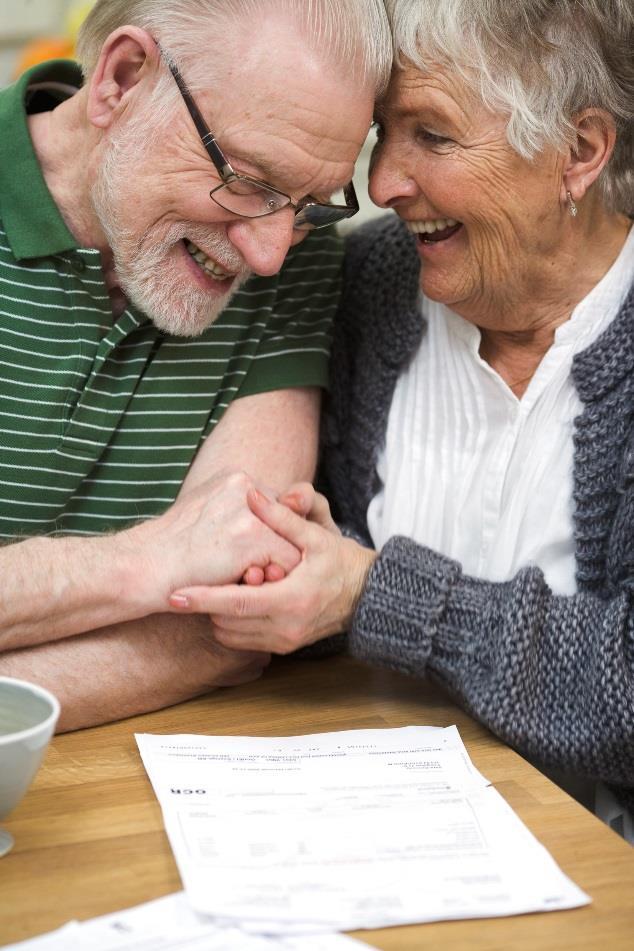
0;612;265;732
179;388;320;497
352;536;634;786
0;530;153;652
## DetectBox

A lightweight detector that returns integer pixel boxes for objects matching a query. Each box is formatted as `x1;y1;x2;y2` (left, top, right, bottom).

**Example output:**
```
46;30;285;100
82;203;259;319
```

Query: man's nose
226;209;298;277
368;142;419;210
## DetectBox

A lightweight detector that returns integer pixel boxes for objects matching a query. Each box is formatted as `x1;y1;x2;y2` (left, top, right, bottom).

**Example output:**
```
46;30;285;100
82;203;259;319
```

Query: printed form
135;726;589;932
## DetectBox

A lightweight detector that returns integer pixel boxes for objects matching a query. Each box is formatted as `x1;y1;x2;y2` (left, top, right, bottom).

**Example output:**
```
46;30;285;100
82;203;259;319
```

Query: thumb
247;487;315;548
278;481;315;516
304;492;339;532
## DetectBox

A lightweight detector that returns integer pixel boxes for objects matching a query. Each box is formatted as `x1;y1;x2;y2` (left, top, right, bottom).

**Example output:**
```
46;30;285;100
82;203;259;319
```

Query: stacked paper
2;893;371;951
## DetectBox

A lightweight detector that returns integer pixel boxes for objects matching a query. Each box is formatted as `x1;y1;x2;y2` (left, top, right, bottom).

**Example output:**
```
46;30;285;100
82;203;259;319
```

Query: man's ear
87;27;159;130
560;108;617;204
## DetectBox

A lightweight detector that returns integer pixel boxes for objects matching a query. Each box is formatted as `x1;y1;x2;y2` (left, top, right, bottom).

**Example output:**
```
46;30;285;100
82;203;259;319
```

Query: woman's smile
405;218;462;241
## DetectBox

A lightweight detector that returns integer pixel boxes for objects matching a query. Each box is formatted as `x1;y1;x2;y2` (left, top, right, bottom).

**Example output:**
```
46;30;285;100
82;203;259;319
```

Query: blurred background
0;1;94;86
0;0;379;228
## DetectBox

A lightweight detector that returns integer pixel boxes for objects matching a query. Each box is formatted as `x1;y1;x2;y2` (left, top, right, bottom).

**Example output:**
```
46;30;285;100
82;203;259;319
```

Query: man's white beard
90;125;249;337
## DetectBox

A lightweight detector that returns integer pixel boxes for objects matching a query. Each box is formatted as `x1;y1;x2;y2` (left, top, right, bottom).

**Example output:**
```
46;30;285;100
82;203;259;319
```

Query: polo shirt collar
0;60;81;260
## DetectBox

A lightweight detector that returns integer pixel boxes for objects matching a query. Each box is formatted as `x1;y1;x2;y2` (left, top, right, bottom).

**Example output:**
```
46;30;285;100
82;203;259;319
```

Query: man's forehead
218;127;362;199
175;18;373;194
212;72;372;131
194;12;374;120
195;79;371;192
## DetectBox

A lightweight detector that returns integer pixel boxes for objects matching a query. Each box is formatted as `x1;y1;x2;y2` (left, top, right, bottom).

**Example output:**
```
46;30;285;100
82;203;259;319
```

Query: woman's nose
368;142;419;210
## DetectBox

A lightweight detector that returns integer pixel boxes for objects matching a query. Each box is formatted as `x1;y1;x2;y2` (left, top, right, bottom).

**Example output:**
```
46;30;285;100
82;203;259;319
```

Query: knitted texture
322;214;634;805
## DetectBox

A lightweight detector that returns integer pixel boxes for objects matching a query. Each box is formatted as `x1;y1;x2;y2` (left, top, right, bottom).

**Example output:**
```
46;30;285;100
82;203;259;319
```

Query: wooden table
1;655;633;949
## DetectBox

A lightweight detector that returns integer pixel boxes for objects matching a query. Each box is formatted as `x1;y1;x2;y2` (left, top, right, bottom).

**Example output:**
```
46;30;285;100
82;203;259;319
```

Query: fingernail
250;487;271;505
169;594;190;609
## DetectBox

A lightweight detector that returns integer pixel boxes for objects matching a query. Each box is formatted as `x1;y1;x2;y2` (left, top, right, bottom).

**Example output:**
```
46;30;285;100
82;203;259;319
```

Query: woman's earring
566;190;578;218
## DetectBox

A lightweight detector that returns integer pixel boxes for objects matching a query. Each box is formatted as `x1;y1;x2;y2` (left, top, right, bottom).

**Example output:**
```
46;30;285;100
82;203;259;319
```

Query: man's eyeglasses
159;47;359;231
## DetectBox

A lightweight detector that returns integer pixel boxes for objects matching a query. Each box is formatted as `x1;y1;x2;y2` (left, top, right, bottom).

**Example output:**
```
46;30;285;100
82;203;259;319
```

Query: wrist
117;515;175;615
342;541;377;629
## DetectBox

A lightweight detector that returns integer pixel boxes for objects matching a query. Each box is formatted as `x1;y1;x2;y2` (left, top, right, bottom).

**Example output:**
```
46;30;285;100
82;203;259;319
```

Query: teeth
406;218;459;235
185;240;232;280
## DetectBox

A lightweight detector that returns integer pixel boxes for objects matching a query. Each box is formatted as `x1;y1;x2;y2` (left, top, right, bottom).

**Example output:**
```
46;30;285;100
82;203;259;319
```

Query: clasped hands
164;474;376;654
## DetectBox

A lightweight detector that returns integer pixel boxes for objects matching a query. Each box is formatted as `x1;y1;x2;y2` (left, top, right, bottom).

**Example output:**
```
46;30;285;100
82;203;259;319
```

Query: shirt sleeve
235;228;342;398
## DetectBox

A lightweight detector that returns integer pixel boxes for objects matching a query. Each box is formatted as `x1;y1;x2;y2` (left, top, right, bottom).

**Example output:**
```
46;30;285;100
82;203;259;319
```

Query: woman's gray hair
386;0;634;215
76;0;392;97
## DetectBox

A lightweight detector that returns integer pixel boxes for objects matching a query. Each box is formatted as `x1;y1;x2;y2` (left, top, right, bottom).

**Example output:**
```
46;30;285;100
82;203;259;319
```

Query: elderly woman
168;0;634;833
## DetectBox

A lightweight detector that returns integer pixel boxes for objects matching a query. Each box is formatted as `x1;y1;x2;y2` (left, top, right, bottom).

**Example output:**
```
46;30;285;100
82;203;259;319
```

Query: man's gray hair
76;0;392;96
386;0;634;215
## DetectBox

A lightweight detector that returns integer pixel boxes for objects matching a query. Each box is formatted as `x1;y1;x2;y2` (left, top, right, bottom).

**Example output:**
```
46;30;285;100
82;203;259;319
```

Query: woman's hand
240;482;322;586
167;487;377;653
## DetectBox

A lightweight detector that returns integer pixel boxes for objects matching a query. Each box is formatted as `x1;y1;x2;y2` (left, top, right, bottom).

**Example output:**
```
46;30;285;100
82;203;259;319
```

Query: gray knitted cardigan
322;214;634;809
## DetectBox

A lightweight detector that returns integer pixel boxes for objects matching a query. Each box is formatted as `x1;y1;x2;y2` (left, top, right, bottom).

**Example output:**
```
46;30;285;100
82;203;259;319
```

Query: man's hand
121;469;303;613
166;486;377;654
202;637;271;688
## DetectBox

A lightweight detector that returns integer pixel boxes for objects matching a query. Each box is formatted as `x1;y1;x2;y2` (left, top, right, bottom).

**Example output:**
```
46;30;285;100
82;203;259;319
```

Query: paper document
135;726;589;931
2;893;371;951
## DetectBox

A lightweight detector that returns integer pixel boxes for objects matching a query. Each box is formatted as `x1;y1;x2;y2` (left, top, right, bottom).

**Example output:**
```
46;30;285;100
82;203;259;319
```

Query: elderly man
0;0;390;730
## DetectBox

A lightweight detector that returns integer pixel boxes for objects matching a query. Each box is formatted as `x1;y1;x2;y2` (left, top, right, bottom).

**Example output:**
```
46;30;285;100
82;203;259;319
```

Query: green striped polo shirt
0;61;341;539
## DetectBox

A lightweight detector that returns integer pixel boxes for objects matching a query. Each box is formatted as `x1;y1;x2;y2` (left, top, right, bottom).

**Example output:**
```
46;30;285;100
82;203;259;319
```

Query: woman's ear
87;26;159;130
560;108;617;204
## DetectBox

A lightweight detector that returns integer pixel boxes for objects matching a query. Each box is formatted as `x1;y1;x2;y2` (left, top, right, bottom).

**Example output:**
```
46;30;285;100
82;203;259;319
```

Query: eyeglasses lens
210;180;358;231
294;184;358;230
293;203;357;231
210;180;291;218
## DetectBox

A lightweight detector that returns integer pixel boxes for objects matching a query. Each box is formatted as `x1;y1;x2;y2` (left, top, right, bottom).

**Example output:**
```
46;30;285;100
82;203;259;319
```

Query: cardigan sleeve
350;535;634;791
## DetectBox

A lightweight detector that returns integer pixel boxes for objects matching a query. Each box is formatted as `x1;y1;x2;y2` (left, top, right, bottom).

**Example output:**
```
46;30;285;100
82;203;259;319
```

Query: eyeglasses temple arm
157;44;234;179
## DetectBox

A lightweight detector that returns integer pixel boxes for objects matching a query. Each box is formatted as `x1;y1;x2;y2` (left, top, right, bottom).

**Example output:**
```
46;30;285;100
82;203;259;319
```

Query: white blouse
367;225;634;596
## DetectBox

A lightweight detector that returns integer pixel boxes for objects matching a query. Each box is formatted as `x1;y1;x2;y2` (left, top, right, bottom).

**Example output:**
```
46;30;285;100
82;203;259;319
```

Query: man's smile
184;239;236;280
